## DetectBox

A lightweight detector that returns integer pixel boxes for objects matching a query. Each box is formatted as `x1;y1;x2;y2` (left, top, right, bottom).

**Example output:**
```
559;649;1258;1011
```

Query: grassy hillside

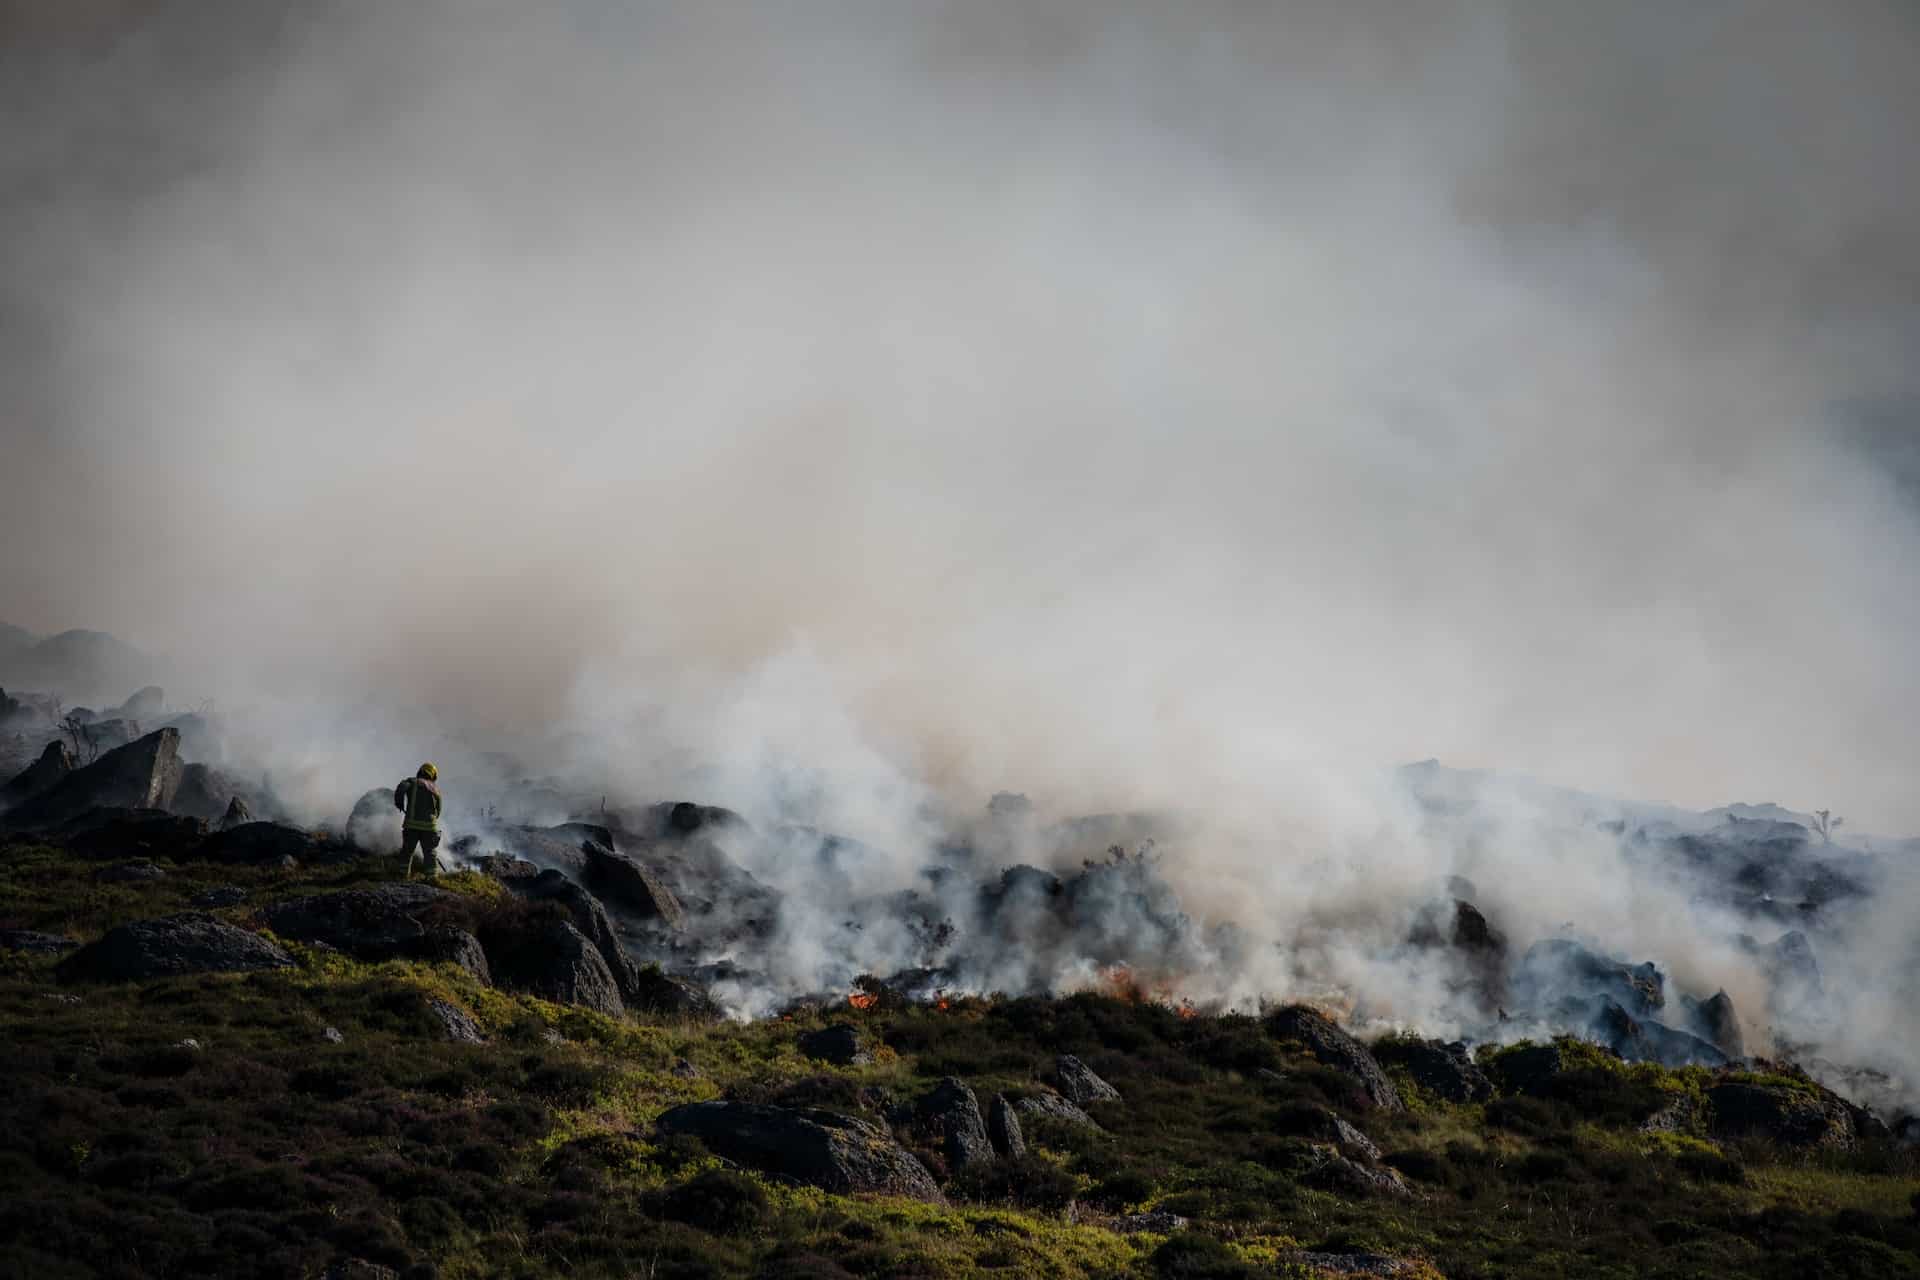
1;841;1915;1280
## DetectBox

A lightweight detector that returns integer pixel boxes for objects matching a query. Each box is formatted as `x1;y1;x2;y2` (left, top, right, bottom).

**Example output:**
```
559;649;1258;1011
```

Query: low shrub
658;1169;768;1236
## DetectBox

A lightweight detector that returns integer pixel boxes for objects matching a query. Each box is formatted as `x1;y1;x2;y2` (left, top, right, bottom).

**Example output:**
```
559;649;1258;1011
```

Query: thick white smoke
2;1;1917;1097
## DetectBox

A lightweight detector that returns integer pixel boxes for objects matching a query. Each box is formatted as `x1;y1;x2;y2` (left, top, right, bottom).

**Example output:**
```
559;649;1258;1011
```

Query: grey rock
428;926;491;985
1707;1079;1864;1150
1267;1005;1404;1112
261;884;459;959
426;997;486;1044
487;915;624;1016
58;808;208;861
1300;1143;1413;1198
1;740;73;806
218;796;252;831
918;1077;993;1172
1290;1251;1421;1276
190;885;248;908
987;1093;1026;1159
322;1026;344;1044
171;763;247;823
799;1023;869;1066
671;1057;701;1079
1055;1054;1121;1106
582;838;687;930
1387;1039;1493;1102
1113;1211;1187;1234
57;913;294;981
1013;1090;1098;1129
1;728;183;830
343;786;401;852
655;1101;942;1202
1684;990;1747;1060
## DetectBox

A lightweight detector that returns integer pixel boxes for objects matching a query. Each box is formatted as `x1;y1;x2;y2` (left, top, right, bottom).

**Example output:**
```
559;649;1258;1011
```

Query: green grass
2;836;1916;1279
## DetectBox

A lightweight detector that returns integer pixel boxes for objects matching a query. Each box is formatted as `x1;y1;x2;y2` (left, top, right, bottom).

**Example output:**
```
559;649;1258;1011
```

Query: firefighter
395;762;443;879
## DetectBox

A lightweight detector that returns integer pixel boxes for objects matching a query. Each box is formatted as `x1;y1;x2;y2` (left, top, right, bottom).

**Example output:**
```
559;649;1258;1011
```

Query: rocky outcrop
426;997;486;1044
259;884;465;966
799;1023;869;1066
917;1077;993;1172
1267;1006;1404;1112
1055;1054;1121;1106
1707;1078;1869;1150
1515;939;1666;1018
582;839;687;930
57;809;208;861
198;821;354;866
1592;1000;1728;1067
0;929;78;954
1;740;73;806
218;797;252;830
987;1094;1026;1159
1013;1091;1097;1129
1280;1105;1382;1162
56;913;294;981
171;763;248;823
486;915;624;1016
1683;991;1746;1060
2;728;183;830
655;1102;942;1202
1379;1038;1493;1103
1299;1143;1413;1199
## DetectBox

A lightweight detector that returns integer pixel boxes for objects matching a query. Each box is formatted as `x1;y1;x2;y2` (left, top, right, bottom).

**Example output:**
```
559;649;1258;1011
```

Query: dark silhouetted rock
486;915;623;1016
198;821;353;866
1;740;73;806
1515;939;1665;1018
56;913;293;981
655;1102;942;1202
582;839;687;930
503;823;612;876
918;1077;993;1172
96;860;166;883
171;763;246;823
478;853;540;881
218;796;252;830
260;884;461;963
1708;1079;1860;1149
1592;1000;1728;1067
1282;1104;1382;1161
1385;1039;1493;1102
987;1094;1026;1159
1267;1006;1404;1112
1483;1041;1580;1097
426;997;486;1044
799;1023;869;1066
655;801;747;836
1055;1054;1121;1106
0;929;77;954
1013;1091;1097;1129
427;927;491;985
2;728;183;830
344;787;401;852
1684;990;1746;1060
626;964;719;1018
1300;1144;1412;1198
57;809;208;861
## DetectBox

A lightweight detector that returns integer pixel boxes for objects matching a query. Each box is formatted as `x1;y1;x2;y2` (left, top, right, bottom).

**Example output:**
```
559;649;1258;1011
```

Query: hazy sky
3;0;1918;829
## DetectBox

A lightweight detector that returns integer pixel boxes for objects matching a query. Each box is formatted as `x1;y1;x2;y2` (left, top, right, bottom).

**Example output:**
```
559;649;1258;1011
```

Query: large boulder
1592;1000;1728;1068
1055;1054;1121;1106
56;913;294;981
582;839;687;930
259;885;461;962
1299;1144;1413;1199
109;686;165;721
799;1023;869;1066
1375;1038;1492;1103
1267;1006;1404;1112
2;728;183;830
171;764;251;823
485;914;624;1016
501;823;613;876
56;808;208;861
1683;991;1746;1060
1013;1091;1098;1129
500;867;712;1017
198;821;354;866
655;1102;942;1202
1706;1076;1878;1150
343;787;401;852
917;1078;994;1173
1515;939;1665;1019
987;1094;1026;1159
1;740;73;807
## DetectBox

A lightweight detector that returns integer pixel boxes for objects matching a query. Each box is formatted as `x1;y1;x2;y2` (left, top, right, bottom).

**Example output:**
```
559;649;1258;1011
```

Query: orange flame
847;991;879;1010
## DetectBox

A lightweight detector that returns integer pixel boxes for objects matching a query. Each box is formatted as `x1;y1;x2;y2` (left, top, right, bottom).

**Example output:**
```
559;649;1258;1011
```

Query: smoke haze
3;2;1919;1065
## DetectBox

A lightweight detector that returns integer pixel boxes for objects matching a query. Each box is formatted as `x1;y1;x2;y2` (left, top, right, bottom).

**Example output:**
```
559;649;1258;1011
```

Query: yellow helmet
418;762;438;781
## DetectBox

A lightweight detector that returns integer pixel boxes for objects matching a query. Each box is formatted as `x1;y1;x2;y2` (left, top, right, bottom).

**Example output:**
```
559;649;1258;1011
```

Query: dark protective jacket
394;776;442;833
